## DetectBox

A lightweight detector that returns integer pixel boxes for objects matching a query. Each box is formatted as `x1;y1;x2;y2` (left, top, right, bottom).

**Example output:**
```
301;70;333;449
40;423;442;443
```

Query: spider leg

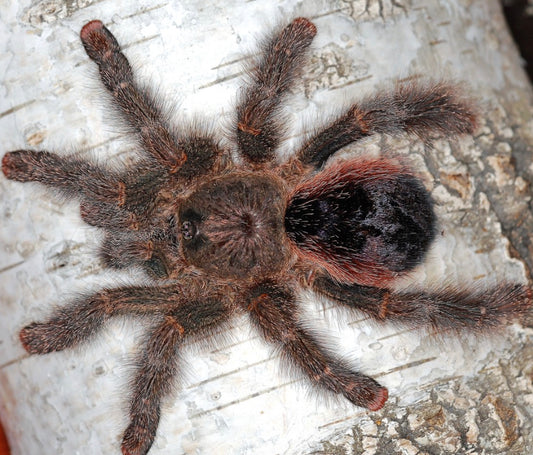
246;281;388;411
78;160;168;230
2;150;176;275
235;18;316;164
80;200;141;230
19;277;232;455
297;81;478;168
19;285;188;355
2;150;164;228
312;275;532;332
99;229;178;278
2;150;168;238
122;298;230;455
80;20;221;176
2;150;124;200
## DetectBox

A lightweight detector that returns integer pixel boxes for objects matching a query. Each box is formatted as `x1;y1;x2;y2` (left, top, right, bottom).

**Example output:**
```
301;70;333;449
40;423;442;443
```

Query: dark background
502;0;533;82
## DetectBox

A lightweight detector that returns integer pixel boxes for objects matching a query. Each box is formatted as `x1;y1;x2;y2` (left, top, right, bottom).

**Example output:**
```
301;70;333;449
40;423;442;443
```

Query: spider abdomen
178;173;290;279
285;158;436;286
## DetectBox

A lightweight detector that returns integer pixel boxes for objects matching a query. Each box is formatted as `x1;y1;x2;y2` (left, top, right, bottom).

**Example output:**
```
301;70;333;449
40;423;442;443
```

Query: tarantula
2;17;531;455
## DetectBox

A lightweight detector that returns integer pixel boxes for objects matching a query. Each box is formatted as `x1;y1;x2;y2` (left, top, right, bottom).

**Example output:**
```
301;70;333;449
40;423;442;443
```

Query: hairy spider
2;18;531;455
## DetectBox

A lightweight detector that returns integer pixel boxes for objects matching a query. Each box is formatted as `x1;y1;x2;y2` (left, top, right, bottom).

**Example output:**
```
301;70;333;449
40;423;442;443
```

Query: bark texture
0;0;532;454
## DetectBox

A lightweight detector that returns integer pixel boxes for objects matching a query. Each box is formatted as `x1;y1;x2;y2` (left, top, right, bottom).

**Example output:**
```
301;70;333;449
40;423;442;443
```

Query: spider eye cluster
180;221;195;240
179;208;203;243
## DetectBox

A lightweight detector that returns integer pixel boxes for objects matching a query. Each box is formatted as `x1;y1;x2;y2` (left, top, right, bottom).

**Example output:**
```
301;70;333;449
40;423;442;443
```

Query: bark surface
0;1;531;454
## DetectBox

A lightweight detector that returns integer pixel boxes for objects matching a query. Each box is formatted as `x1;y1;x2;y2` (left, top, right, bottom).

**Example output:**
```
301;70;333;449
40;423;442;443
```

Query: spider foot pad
2;150;40;182
122;423;156;455
19;323;61;355
368;386;388;411
291;17;317;37
80;19;121;63
342;378;388;411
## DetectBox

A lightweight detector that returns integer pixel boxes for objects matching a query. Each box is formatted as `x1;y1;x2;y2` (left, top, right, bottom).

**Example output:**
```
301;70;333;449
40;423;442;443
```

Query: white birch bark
0;0;531;454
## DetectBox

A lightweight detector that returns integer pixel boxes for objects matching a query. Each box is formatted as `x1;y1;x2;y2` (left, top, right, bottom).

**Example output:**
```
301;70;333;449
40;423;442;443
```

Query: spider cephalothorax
2;17;531;455
179;172;290;279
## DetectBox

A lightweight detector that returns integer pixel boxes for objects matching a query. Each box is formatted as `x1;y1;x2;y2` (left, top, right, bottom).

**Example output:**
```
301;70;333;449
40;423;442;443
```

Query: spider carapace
2;17;531;455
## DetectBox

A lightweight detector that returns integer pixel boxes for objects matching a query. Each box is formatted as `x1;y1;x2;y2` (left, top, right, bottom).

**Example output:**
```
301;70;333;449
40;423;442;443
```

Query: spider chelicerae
2;17;531;455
